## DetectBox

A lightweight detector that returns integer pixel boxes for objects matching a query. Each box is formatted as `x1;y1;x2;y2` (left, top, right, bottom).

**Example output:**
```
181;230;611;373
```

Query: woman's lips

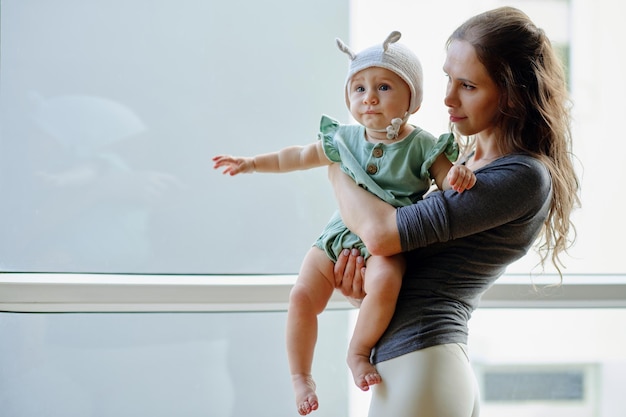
449;114;465;123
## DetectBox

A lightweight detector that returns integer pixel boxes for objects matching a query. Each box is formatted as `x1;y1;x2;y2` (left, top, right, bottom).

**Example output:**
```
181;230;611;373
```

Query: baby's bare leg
347;254;404;391
287;247;336;415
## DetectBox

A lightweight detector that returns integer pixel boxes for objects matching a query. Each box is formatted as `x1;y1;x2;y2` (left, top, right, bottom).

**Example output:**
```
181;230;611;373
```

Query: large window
1;0;623;276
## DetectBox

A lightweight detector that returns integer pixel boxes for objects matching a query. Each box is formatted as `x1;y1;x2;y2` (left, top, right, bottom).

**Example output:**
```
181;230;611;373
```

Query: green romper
314;115;457;261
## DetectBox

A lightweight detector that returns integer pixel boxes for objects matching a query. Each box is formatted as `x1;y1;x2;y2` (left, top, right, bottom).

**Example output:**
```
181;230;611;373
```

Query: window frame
1;273;624;312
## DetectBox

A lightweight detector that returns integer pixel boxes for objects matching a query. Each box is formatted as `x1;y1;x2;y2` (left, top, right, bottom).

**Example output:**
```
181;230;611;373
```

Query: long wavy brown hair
448;6;580;277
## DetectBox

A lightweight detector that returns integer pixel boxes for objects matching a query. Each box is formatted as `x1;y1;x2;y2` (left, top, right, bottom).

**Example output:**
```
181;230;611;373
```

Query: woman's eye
462;83;475;90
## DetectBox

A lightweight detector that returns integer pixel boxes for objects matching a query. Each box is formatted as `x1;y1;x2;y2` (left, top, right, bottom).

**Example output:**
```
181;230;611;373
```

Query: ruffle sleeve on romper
318;115;343;162
419;132;459;179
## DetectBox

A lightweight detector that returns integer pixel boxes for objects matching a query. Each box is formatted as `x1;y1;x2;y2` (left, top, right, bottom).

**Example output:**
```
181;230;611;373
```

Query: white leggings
368;343;480;417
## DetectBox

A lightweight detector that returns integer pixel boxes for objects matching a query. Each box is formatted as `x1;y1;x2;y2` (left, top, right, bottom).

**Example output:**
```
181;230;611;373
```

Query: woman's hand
334;248;366;307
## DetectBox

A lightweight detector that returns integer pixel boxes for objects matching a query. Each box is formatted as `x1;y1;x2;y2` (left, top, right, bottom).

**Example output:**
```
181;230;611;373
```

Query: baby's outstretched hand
212;155;255;176
447;164;476;193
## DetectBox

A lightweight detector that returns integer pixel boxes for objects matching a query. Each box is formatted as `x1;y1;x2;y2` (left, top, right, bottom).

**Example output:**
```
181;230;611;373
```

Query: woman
329;6;579;417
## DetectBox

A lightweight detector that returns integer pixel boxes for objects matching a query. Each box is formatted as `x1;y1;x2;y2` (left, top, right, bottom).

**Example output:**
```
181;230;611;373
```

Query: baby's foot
347;352;382;391
291;374;319;416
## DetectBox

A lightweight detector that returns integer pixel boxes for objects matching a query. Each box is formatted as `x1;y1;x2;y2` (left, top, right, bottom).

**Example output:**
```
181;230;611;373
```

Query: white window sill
1;273;625;312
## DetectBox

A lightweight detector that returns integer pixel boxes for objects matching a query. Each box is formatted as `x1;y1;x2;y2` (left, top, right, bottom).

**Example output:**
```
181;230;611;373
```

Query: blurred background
1;0;624;415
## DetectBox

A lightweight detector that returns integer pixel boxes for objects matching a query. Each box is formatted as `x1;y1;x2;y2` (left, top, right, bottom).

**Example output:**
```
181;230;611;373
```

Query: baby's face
347;67;411;132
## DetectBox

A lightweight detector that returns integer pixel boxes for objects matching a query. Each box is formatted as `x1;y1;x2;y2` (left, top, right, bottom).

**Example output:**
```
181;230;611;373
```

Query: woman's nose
444;87;457;108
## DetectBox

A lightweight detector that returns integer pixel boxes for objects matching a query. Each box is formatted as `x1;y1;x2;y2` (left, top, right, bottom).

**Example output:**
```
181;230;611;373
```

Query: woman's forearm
328;164;402;256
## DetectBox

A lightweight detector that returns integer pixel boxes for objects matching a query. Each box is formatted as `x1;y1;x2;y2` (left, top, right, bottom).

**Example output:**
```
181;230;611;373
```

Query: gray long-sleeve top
372;154;552;364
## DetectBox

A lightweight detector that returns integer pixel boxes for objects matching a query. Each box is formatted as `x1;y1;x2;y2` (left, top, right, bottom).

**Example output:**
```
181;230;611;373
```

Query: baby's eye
355;86;365;93
378;84;390;91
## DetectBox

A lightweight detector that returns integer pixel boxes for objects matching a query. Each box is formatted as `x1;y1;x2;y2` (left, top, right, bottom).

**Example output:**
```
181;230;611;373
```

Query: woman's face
443;39;501;138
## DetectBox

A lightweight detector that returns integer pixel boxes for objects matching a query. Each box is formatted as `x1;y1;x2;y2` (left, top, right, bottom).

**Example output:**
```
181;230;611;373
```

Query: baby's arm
213;141;330;176
428;153;476;193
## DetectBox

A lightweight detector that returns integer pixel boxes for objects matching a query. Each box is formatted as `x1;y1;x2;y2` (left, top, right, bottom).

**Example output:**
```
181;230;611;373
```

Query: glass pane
3;308;624;416
0;0;348;274
470;308;626;417
347;308;626;416
0;309;352;417
3;0;626;277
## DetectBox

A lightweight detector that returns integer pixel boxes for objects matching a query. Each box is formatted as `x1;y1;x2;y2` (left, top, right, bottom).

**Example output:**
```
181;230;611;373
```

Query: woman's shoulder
486;153;551;193
503;153;546;166
495;153;549;175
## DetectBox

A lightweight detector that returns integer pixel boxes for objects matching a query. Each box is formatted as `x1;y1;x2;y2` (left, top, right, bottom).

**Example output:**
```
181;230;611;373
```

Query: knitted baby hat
337;31;423;115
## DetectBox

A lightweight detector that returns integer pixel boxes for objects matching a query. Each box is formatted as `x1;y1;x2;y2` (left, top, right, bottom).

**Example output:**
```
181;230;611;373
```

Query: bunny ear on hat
382;31;402;51
336;37;356;60
336;31;401;59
